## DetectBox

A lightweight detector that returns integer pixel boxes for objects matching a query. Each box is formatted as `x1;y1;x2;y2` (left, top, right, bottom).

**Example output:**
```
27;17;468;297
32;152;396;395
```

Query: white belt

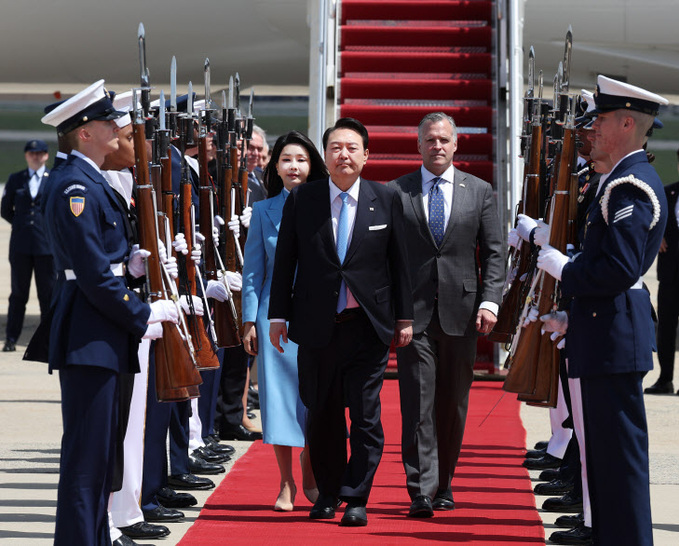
630;277;643;290
64;263;124;281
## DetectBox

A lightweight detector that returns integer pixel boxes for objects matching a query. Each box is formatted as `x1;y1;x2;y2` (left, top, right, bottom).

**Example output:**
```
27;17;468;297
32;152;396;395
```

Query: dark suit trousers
142;350;171;511
298;312;389;504
656;277;679;382
581;372;652;546
216;345;248;431
55;366;118;546
397;307;476;500
169;400;191;476
6;251;54;342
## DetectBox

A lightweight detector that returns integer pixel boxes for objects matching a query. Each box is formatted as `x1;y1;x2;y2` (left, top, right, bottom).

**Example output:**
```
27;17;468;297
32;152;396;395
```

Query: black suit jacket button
333;291;339;297
436;253;441;259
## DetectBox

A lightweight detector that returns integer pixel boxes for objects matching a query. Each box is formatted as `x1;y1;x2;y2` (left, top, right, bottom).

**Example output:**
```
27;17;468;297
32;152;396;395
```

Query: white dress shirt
329;177;361;309
28;166;46;199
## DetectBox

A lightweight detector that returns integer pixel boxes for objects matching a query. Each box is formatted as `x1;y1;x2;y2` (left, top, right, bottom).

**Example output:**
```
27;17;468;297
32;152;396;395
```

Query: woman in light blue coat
242;131;328;512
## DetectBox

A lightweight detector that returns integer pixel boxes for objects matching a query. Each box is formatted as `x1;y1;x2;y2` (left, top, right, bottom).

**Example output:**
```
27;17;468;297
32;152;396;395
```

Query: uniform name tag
64;184;87;194
70;196;85;217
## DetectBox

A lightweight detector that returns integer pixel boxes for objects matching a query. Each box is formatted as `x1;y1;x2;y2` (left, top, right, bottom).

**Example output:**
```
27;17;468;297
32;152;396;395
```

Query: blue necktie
336;192;350;312
428;177;445;246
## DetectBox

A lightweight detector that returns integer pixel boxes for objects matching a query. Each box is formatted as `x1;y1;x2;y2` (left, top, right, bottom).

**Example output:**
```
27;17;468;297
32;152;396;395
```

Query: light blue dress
242;189;306;446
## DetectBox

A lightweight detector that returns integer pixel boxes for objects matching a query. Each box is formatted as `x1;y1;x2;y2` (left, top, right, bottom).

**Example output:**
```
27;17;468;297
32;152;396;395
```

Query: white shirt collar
29;166;46;178
421;164;455;186
329;176;361;202
70;149;102;174
596;149;644;196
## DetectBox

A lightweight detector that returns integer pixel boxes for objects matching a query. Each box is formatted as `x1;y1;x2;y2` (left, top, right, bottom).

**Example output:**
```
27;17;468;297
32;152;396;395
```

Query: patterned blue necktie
428;177;445;246
336;192;350;312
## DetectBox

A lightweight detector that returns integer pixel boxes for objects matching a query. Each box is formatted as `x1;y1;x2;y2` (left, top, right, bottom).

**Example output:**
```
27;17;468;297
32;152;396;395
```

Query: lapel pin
459;183;466;187
369;207;375;211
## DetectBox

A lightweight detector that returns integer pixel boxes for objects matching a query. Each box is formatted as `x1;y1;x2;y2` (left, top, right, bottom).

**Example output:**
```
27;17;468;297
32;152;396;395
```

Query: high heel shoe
300;451;319;504
274;482;297;512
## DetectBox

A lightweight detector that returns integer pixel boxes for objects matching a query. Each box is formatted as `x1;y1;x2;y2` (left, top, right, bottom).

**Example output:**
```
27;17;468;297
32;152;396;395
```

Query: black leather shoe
119;521;170;539
542;491;583;513
112;536;139;546
157;486;197;508
555;513;584;529
523;453;562;470
205;436;235;455
193;445;230;464
534;440;549;450
432;489;455;511
644;380;674;394
188;454;225;475
539;469;560;482
525;447;547;459
549;523;593;545
168;473;215;490
219;424;262;441
534;478;574;496
340;504;368;526
2;340;16;352
142;505;184;522
407;495;433;518
309;496;337;520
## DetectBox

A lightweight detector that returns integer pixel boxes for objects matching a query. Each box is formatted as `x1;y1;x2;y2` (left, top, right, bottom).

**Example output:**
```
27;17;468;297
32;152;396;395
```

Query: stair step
367;132;493;155
346;19;487;28
341;0;492;23
341;51;491;75
344;72;487;80
344;99;488;108
362;159;494;184
341;26;492;48
344;45;489;53
340;104;493;129
340;78;492;101
370;153;490;162
366;125;488;134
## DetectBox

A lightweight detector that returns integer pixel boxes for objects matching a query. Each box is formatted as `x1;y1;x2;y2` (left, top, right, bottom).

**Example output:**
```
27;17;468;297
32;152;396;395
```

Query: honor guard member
1;139;55;352
41;80;179;546
536;75;668;546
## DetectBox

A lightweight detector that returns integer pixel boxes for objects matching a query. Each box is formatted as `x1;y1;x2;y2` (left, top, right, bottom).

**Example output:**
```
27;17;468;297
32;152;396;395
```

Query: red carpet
179;380;544;545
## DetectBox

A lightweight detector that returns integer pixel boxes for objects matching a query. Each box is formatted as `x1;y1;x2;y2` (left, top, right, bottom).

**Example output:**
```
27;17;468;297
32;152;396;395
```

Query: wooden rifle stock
503;115;577;406
491;111;544;342
198;135;241;348
133;122;202;402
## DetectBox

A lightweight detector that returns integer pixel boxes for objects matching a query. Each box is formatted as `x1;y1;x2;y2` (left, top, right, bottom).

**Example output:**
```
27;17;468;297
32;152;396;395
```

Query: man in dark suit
269;117;413;527
389;112;504;518
1;139;55;352
645;148;679;394
537;75;668;546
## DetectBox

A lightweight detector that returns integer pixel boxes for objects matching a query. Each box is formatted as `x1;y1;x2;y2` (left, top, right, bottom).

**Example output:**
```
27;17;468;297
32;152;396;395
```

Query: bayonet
527;46;535;99
170;57;177;111
187;81;193;118
137;23;150;117
234;73;241;115
204;58;212;109
562;26;572;95
246;88;254;140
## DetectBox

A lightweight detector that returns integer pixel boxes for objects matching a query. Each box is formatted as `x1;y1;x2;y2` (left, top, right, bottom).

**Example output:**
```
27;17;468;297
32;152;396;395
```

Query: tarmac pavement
0;210;677;544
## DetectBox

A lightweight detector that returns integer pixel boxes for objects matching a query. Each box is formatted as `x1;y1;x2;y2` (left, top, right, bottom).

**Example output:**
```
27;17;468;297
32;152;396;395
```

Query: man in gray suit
389;112;504;518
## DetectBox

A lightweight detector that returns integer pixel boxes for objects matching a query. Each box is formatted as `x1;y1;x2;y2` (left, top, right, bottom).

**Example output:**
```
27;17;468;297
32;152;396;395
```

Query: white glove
228;214;240;239
225;270;242;292
508;228;520;249
240;206;252;229
206;279;230;302
164;255;179;279
190;243;202;267
128;245;151;278
172;233;189;255
533;220;550;247
540;310;568;335
555;335;566;350
158;238;168;263
213;215;225;245
180;295;204;316
148;300;179;324
516;214;537;242
143;322;163;340
523;306;539;327
537;245;569;281
195;231;205;244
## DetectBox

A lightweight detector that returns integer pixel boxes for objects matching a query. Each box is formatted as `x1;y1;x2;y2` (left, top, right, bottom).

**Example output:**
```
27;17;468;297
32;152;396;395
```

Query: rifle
504;87;577;407
490;67;544;344
132;95;203;402
210;85;242;347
